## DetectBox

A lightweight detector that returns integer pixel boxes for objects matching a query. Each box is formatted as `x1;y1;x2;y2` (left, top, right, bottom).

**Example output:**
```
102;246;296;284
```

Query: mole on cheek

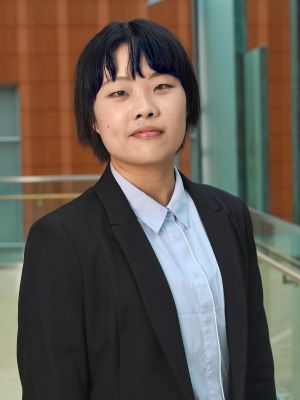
107;124;110;128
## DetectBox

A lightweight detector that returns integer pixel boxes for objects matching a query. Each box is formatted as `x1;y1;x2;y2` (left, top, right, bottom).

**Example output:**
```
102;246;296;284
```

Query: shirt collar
110;162;189;233
167;168;189;230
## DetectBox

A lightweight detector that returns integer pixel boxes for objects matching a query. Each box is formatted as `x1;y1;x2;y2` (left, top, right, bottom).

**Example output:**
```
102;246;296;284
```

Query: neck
111;159;176;206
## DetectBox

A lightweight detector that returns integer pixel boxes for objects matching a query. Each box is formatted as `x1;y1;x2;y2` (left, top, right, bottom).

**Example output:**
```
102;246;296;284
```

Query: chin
114;150;177;167
137;156;175;166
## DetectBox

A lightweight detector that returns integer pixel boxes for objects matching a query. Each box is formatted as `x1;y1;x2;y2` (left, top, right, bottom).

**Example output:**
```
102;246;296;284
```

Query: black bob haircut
74;18;200;163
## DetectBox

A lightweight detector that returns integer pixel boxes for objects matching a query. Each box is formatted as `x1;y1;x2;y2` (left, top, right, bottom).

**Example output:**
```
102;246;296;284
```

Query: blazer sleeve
17;217;89;400
243;204;277;399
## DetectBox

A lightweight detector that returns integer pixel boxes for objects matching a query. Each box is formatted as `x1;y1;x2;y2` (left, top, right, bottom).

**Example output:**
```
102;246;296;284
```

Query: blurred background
0;0;299;398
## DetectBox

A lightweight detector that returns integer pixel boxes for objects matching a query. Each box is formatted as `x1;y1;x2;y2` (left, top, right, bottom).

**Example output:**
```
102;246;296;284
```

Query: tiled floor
0;268;22;399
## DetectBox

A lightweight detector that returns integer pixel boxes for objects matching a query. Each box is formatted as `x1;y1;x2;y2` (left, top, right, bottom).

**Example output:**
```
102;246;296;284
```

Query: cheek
170;96;187;126
170;90;186;113
94;108;125;151
94;106;115;138
172;96;187;138
98;105;125;129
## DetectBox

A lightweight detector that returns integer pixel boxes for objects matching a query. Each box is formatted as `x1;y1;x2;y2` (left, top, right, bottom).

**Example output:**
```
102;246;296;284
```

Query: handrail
0;193;81;200
0;175;99;183
250;207;300;234
256;239;300;269
257;250;300;284
0;263;23;269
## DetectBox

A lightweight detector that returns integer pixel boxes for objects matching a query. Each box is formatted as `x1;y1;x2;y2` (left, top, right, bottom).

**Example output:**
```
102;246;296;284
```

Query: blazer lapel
180;173;247;400
94;164;195;400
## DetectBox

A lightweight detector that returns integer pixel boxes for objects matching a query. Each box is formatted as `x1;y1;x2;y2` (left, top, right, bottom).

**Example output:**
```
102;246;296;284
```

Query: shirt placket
172;216;224;400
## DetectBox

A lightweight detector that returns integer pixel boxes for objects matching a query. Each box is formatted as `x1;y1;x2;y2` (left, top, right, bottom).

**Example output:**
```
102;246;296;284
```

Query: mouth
131;126;163;139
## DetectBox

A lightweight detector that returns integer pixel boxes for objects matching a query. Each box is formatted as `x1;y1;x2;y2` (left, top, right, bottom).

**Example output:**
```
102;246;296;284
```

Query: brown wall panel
269;25;290;51
268;0;290;25
269;135;291;162
269;105;291;134
269;81;291;108
0;2;17;26
26;83;59;110
30;137;61;166
109;1;137;21
23;110;60;138
268;52;291;80
247;0;293;221
270;161;292;189
68;2;103;26
0;56;18;82
26;55;59;82
270;188;292;220
27;27;58;54
0;28;17;53
68;26;99;54
26;2;58;26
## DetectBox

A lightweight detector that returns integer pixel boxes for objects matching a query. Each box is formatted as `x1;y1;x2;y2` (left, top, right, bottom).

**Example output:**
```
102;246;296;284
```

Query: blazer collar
94;163;221;227
93;163;246;400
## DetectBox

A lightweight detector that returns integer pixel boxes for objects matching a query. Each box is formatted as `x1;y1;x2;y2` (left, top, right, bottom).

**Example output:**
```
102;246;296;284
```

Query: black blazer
17;164;276;400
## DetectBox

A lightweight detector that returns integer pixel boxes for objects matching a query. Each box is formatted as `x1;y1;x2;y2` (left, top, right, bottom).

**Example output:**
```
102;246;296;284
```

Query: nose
134;92;159;120
136;110;154;119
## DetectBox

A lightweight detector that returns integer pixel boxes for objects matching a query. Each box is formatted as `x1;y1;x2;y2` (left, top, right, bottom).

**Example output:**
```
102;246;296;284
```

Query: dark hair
74;18;200;162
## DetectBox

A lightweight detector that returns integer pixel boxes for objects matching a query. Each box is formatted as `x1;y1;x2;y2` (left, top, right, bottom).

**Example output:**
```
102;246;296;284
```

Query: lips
131;126;163;139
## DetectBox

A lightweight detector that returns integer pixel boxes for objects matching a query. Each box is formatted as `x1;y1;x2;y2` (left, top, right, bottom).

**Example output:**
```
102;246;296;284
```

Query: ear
93;120;101;135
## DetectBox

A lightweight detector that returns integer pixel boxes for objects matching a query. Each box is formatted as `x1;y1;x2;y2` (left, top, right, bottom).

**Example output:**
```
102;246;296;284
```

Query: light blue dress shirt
110;162;229;400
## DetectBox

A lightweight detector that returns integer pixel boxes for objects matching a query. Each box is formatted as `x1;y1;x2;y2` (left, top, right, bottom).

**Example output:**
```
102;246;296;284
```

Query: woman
17;18;276;400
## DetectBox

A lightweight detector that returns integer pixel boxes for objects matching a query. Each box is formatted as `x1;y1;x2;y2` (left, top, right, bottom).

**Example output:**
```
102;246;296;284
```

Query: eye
110;90;127;97
155;83;172;91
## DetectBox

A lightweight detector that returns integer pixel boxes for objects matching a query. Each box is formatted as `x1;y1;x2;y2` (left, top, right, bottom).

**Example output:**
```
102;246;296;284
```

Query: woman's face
94;44;187;169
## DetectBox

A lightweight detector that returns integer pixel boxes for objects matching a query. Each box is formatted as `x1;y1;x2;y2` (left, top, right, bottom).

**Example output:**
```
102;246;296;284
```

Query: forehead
102;43;155;83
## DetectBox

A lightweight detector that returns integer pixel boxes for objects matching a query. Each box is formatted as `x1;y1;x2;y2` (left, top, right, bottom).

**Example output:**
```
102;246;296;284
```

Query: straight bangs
91;22;187;97
99;29;181;84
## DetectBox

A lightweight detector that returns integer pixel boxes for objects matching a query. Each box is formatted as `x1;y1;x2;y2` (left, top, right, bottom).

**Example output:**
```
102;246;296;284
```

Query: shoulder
27;183;104;240
187;180;253;241
190;180;248;218
189;182;255;271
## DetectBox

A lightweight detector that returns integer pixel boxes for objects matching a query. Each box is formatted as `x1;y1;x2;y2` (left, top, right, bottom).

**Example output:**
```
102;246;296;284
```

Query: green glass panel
0;86;23;261
260;261;300;399
251;208;300;273
232;0;248;202
244;47;269;211
0;86;19;137
290;0;300;223
197;0;239;195
190;0;202;183
252;207;300;398
0;142;21;176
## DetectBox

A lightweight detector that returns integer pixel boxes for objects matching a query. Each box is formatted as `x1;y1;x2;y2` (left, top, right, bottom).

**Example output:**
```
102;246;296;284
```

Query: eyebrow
101;71;165;87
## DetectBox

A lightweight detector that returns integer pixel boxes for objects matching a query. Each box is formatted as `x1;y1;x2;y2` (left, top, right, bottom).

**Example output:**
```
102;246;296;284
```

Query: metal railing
257;250;300;284
0;175;100;183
